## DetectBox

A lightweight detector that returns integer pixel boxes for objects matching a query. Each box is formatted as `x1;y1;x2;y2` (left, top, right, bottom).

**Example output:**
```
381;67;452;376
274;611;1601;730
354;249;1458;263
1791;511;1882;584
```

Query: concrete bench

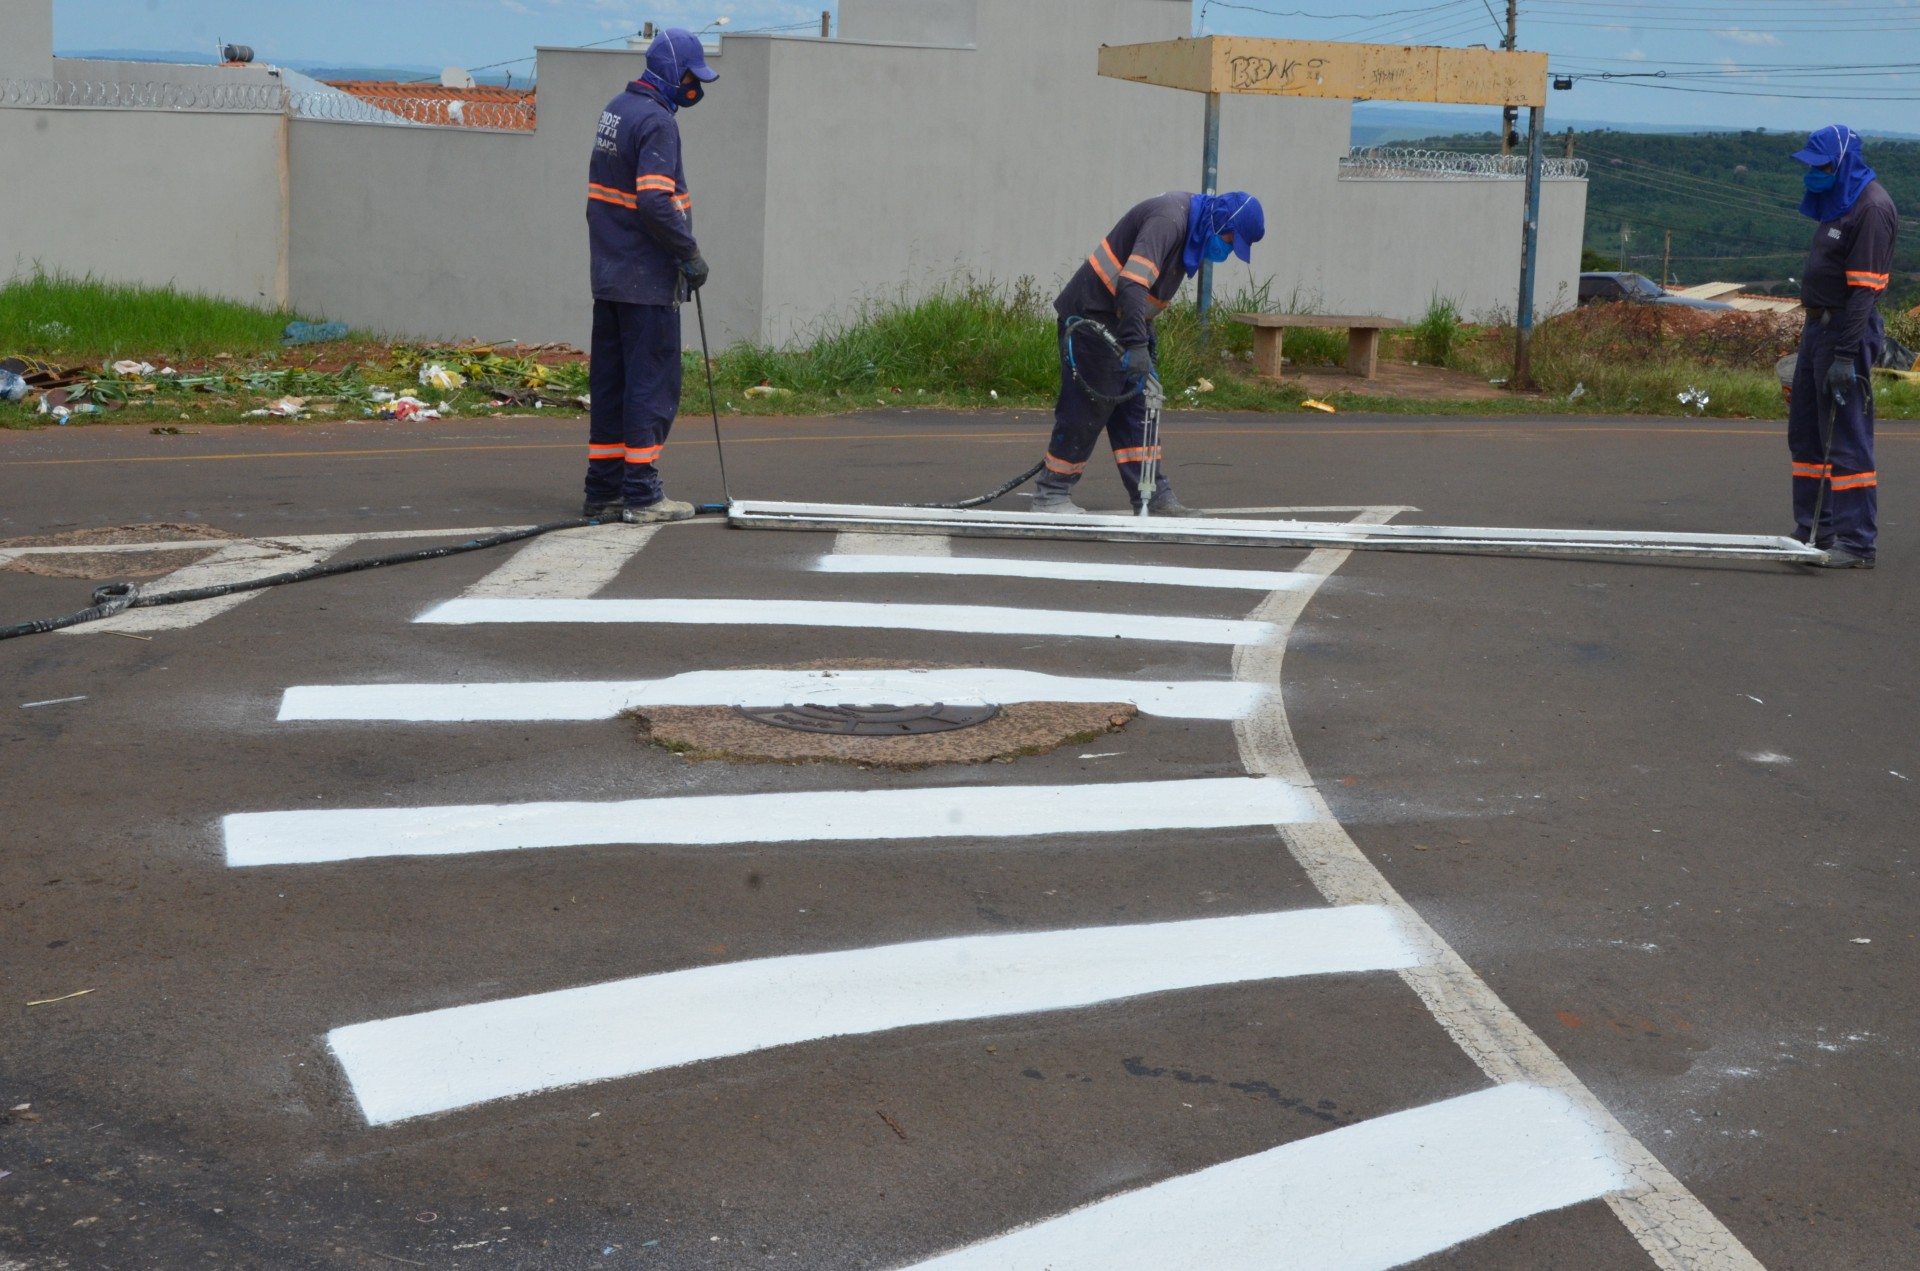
1230;313;1407;380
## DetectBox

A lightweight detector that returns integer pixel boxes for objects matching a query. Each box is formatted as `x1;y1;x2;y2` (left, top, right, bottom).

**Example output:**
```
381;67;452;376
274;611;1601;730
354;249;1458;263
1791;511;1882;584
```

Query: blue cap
1221;193;1265;263
1792;124;1855;167
649;28;718;85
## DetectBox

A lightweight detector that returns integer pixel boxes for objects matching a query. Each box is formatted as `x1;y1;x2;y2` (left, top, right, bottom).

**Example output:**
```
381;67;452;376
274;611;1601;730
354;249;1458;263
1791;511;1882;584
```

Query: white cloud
1717;27;1785;46
1624;49;1647;61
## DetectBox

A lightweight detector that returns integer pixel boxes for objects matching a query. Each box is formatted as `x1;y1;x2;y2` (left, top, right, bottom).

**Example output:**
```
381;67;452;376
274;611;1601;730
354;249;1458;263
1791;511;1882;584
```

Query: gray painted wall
1;0;52;79
3;0;1586;348
0;105;286;306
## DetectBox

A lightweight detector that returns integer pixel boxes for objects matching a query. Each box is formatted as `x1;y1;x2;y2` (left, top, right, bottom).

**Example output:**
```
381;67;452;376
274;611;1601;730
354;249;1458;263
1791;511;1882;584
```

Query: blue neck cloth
1797;125;1876;222
1182;192;1265;275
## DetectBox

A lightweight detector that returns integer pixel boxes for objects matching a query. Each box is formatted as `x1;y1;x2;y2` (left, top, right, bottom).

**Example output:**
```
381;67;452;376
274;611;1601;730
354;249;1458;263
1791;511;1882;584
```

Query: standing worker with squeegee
581;29;717;523
1789;125;1899;569
1031;192;1265;516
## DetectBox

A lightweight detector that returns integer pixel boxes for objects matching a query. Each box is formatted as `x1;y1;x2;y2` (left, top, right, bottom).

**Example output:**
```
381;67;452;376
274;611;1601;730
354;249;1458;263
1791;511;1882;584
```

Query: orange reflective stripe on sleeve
1087;239;1122;293
588;444;626;459
1828;470;1878;490
1120;254;1162;288
671;193;693;210
624;445;665;464
1044;453;1087;475
1144;292;1169;312
1845;271;1890;290
635;174;679;193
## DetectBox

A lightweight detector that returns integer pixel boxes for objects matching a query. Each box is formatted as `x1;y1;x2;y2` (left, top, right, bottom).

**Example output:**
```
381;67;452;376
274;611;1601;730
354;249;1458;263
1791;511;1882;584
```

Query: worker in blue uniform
1031;191;1265;515
1789;125;1899;568
582;28;716;523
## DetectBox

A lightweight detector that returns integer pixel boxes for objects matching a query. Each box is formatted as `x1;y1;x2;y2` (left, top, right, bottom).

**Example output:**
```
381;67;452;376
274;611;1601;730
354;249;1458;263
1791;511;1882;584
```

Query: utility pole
1500;0;1518;155
1662;229;1672;288
1619;225;1631;272
1564;126;1574;160
1196;91;1223;339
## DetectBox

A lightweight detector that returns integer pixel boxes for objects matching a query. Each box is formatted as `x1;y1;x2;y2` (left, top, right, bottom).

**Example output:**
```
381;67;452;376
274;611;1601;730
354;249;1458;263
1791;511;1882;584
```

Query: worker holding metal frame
1031;192;1265;516
1788;124;1899;569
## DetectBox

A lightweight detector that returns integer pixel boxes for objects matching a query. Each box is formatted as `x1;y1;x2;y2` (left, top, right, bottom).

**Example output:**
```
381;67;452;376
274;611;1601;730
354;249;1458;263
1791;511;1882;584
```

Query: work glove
1125;342;1154;383
1825;355;1857;403
680;254;710;293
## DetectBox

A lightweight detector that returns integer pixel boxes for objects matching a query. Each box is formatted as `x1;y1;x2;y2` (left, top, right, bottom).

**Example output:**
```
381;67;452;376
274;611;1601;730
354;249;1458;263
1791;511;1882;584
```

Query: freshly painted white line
330;905;1416;1125
1200;505;1420;517
907;1083;1625;1271
415;598;1272;646
277;668;1264;722
833;530;950;557
62;539;347;635
460;523;658;599
223;775;1316;867
818;553;1313;592
1232;509;1764;1269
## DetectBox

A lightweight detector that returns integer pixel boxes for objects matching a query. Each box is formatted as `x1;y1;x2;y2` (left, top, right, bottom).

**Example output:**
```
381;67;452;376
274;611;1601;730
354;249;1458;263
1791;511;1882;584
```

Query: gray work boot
582;499;623;519
1145;491;1203;517
622;497;696;524
1815;546;1875;569
1029;490;1087;515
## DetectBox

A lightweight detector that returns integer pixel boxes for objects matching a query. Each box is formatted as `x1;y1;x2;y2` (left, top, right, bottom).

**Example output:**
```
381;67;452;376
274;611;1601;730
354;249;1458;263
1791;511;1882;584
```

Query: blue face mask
1204;233;1233;264
1804;168;1837;194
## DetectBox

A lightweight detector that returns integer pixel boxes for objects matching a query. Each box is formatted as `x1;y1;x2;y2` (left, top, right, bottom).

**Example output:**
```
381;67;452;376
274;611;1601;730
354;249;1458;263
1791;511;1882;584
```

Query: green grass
0;269;336;360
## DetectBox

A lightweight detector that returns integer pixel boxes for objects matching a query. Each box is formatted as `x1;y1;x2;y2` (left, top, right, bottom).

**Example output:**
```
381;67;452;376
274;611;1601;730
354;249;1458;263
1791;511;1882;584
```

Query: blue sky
53;0;1920;134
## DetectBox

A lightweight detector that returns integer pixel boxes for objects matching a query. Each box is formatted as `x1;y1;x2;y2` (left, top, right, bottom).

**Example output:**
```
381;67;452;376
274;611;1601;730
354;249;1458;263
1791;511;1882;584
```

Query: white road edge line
276;668;1264;722
906;1083;1627;1271
224;775;1318;867
414;598;1273;646
816;554;1314;592
329;905;1417;1126
833;529;951;557
1232;508;1765;1270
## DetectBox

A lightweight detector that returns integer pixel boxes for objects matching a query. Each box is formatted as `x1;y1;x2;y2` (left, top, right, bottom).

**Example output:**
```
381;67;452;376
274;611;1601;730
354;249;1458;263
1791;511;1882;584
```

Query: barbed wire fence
1340;147;1589;181
0;78;536;131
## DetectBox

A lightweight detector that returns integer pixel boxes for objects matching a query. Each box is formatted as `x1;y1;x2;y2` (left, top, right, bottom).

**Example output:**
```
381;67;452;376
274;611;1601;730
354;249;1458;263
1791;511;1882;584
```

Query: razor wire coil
1339;147;1588;181
0;79;536;131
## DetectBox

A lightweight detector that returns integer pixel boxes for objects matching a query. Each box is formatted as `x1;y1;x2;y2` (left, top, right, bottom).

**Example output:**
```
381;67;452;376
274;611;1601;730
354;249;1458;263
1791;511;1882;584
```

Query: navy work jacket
587;82;697;306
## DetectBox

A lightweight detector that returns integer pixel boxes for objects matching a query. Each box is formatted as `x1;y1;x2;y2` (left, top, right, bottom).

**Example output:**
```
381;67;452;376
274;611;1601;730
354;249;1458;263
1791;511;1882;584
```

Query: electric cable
0;516;611;642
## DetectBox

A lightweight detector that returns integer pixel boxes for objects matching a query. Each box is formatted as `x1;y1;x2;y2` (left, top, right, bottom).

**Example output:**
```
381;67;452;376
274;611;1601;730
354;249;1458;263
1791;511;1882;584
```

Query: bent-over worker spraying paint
582;28;717;524
1032;192;1265;516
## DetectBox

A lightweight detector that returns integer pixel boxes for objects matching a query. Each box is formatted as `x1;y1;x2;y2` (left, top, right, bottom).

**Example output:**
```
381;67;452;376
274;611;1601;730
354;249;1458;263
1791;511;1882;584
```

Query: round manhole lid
735;702;1001;736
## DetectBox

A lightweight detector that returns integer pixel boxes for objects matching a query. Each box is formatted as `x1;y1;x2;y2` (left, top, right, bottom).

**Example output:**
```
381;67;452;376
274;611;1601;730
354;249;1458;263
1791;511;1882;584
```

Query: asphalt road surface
1;409;1914;1270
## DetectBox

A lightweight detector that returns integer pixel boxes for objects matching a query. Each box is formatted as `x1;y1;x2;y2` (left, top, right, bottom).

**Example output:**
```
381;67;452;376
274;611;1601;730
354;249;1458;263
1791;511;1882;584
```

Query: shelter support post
1196;91;1222;339
1512;104;1546;390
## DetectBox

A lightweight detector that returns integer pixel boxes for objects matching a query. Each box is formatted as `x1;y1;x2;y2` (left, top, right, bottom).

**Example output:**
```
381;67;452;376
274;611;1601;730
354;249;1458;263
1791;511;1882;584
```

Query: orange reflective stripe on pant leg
1829;471;1878;491
624;446;664;464
1792;463;1831;478
1044;453;1087;475
588;444;626;459
1113;446;1163;465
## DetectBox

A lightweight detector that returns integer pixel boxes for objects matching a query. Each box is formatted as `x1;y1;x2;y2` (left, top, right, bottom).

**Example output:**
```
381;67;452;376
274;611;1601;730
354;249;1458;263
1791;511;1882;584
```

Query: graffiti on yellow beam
1097;36;1549;108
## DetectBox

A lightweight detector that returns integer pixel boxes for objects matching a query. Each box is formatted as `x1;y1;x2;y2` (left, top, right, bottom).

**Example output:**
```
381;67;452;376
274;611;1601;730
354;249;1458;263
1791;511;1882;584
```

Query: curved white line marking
276;669;1264;722
330;905;1416;1126
907;1084;1627;1271
223;775;1318;867
415;598;1273;646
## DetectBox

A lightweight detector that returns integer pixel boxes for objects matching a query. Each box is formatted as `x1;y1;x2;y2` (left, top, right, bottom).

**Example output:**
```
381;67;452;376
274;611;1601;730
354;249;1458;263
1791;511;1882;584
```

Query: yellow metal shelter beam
1098;36;1548;108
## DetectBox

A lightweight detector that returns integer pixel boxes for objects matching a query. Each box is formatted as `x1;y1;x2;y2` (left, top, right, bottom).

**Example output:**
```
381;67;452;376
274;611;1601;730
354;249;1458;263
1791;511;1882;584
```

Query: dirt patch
1280;359;1521;402
631;701;1135;769
0;522;235;579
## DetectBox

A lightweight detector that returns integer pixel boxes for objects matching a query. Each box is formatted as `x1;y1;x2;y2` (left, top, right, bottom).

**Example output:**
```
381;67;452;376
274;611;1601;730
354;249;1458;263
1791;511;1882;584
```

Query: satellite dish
440;66;476;89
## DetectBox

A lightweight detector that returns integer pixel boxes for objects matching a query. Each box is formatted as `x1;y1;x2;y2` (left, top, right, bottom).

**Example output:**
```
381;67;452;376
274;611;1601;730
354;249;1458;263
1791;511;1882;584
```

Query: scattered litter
414;1211;438;1224
877;1110;909;1141
110;360;157;377
20;696;88;709
282;320;350;346
9;1104;28;1112
25;988;95;1006
1487;377;1508;387
0;1170;12;1182
1851;938;1872;944
149;426;182;435
419;363;467;391
1677;386;1711;414
1742;695;1764;704
1301;399;1336;413
377;395;441;422
104;631;153;642
1078;752;1122;759
743;385;791;399
1567;382;1586;402
1892;771;1911;781
0;370;26;403
248;396;308;418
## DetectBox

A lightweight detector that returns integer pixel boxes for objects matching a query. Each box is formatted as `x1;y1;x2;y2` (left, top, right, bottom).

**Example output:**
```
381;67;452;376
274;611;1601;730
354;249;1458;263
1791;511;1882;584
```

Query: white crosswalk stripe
329;905;1417;1126
458;522;659;598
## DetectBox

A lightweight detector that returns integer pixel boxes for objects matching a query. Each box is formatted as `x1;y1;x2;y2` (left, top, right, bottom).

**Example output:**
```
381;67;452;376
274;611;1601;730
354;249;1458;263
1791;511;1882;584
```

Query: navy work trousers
586;299;683;508
1035;318;1172;509
1788;308;1881;556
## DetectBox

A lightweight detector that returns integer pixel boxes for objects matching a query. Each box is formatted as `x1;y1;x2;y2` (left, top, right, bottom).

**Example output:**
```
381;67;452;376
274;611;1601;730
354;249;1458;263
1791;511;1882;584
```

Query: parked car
1578;272;1737;312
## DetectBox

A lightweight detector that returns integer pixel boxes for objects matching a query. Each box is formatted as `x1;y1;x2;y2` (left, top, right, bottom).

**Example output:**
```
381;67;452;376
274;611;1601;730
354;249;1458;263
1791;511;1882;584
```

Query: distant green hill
1404;130;1920;311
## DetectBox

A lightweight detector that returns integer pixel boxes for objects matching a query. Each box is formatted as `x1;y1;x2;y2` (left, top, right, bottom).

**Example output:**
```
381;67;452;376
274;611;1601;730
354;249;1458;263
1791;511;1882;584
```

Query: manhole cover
736;702;1001;736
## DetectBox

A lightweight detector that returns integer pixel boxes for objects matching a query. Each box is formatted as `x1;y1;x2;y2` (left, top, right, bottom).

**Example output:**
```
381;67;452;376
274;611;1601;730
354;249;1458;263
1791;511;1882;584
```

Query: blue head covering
638;28;718;111
1183;192;1266;274
1792;125;1875;221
